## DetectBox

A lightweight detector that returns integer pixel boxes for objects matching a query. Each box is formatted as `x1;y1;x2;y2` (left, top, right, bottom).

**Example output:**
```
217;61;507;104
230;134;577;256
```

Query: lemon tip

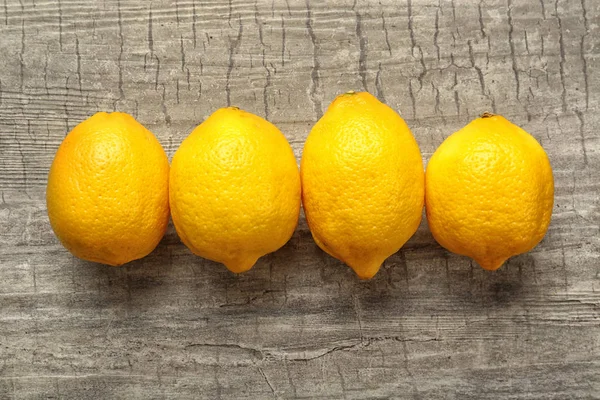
347;259;384;280
475;257;508;271
223;256;259;274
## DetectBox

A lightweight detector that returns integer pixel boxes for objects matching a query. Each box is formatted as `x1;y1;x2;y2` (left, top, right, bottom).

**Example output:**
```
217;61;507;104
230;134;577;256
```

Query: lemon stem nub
476;257;507;271
348;258;384;280
224;256;259;274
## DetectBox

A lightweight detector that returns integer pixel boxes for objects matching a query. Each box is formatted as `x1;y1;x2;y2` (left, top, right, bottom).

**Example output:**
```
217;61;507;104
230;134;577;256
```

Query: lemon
300;92;425;279
46;112;170;266
425;113;554;270
169;107;301;273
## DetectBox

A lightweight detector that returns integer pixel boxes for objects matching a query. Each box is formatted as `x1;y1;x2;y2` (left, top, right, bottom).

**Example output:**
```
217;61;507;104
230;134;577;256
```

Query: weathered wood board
0;0;599;398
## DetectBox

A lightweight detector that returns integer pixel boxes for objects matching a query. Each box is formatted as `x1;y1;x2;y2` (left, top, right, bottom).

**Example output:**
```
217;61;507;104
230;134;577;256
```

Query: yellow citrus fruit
169;107;301;273
425;113;554;270
301;92;425;279
46;112;170;266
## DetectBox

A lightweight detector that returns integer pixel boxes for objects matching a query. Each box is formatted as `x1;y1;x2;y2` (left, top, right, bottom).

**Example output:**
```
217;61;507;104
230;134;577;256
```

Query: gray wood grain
1;0;599;398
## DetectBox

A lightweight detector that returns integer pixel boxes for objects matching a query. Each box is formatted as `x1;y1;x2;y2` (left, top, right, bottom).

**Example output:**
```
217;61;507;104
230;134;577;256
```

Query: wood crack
19;19;24;92
478;0;487;38
117;0;124;100
381;12;392;56
355;8;367;91
144;7;160;90
57;0;63;51
507;0;520;102
305;0;322;120
226;16;242;107
375;62;385;102
256;1;271;120
160;83;171;126
575;110;588;167
555;0;567;113
192;0;197;48
258;367;277;398
280;16;285;66
75;36;81;92
580;0;589;110
434;6;440;61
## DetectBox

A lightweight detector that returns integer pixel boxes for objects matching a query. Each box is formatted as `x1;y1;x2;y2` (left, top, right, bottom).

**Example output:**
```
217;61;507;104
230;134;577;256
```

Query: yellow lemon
301;92;425;279
46;112;170;266
169;107;301;273
425;113;554;270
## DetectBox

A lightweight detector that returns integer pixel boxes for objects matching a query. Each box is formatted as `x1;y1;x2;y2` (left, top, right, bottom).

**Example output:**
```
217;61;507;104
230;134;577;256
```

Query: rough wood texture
1;0;599;398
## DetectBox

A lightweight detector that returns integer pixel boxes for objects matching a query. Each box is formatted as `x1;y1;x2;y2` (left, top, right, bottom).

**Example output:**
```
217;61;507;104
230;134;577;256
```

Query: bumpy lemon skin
169;107;301;273
46;112;170;266
425;114;554;271
301;92;425;280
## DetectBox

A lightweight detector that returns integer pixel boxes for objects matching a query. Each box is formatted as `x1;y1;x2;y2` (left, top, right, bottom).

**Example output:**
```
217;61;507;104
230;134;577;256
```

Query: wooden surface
1;0;599;398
